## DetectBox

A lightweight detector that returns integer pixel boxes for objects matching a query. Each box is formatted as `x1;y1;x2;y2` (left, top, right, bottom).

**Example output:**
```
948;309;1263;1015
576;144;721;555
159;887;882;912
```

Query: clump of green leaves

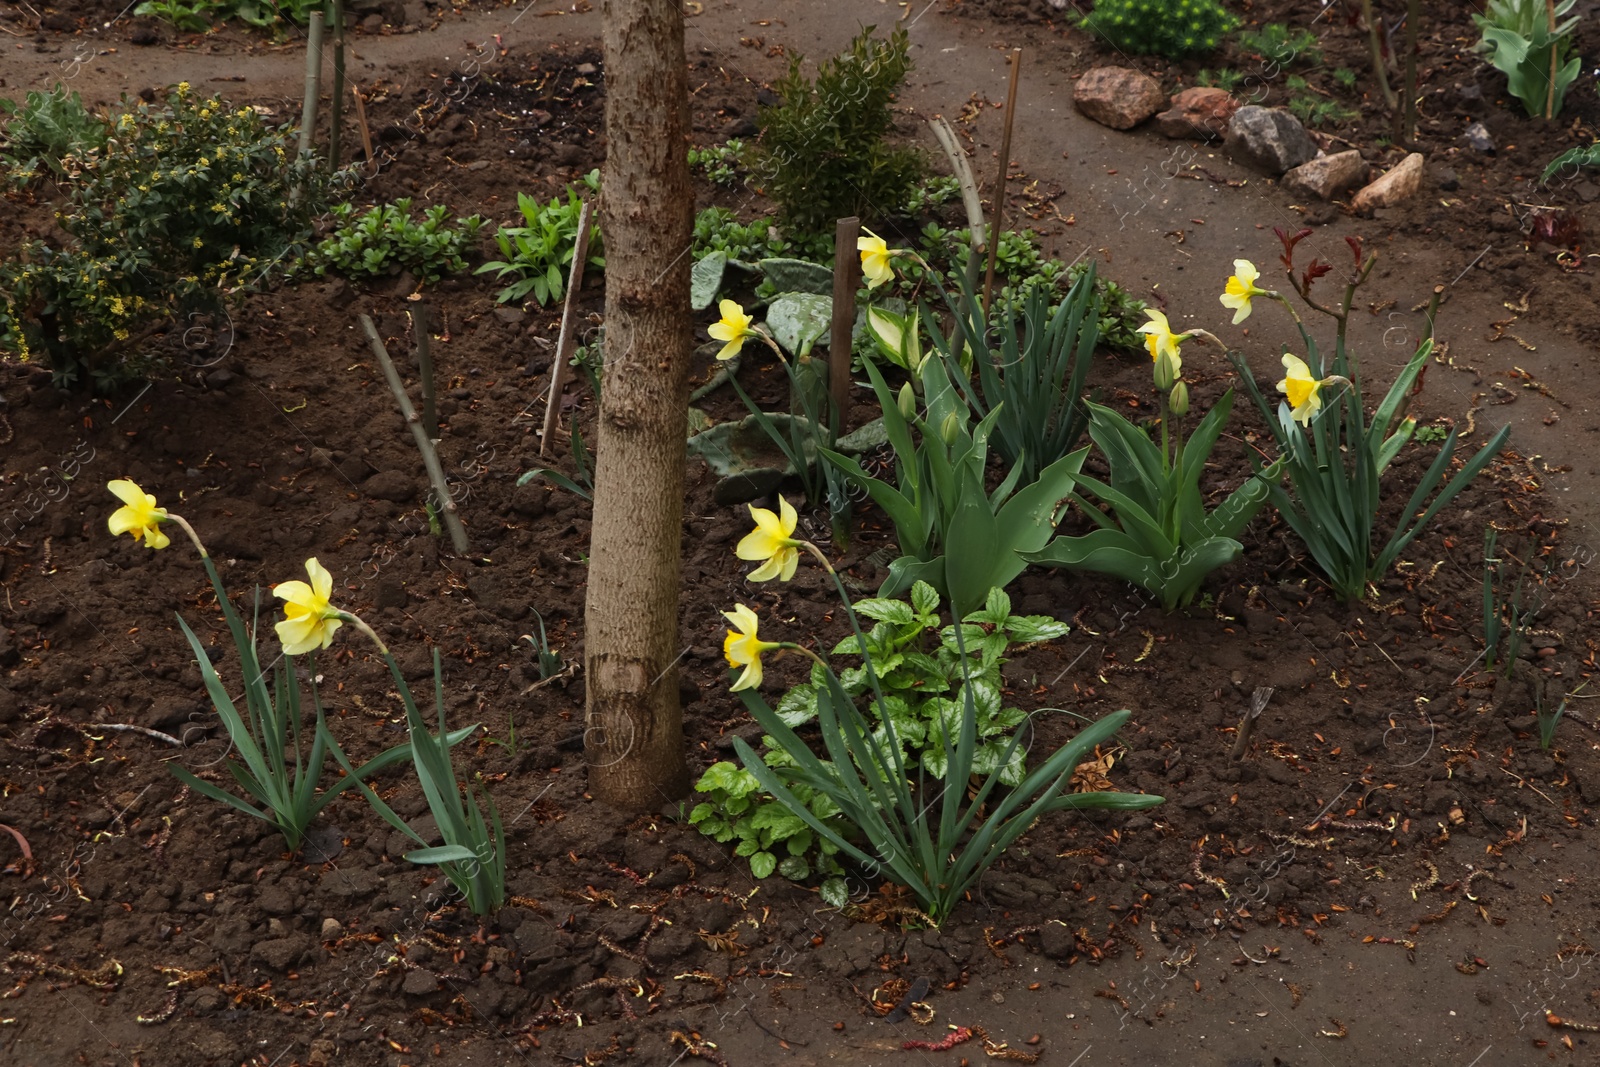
1237;23;1322;66
1076;0;1239;58
304;200;484;284
910;224;1147;349
691;583;1070;903
687;138;748;187
476;171;603;305
0;84;107;185
692;207;783;263
134;0;325;31
1196;68;1248;92
1472;0;1581;117
0;83;329;388
749;25;926;235
1541;142;1600;184
1284;78;1358;127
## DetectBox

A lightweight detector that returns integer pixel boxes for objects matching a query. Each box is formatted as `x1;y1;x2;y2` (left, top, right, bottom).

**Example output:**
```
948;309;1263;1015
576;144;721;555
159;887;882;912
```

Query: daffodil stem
777;643;828;672
165;513;210;560
338;611;390;657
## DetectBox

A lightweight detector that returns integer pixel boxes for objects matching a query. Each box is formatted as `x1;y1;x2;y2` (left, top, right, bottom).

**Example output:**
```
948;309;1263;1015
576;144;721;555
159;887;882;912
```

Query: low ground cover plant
0;84;107;186
304;199;485;284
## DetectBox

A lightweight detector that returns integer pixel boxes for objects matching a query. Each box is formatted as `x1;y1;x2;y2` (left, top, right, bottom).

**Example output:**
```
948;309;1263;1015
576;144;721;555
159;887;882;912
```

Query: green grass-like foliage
693;583;1070;903
1236;23;1322;66
750;25;926;234
476;170;603;306
930;261;1101;487
170;559;467;854
1472;0;1581;117
0;83;328;389
336;648;505;916
306;200;485;284
1233;337;1509;603
1077;0;1239;58
1541;142;1600;184
0;84;107;185
730;580;1161;924
1024;393;1281;610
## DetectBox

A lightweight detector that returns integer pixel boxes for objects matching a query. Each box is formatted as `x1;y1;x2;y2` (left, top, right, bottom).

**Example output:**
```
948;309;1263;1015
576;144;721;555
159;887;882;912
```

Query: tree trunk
582;0;692;810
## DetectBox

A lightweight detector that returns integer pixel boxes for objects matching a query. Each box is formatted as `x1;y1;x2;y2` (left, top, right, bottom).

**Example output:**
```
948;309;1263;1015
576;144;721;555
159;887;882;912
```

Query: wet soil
2;2;1600;1066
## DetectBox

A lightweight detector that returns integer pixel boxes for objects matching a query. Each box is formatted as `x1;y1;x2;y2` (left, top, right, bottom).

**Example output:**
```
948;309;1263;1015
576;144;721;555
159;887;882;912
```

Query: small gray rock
1226;105;1319;175
252;934;312;972
1463;121;1494;153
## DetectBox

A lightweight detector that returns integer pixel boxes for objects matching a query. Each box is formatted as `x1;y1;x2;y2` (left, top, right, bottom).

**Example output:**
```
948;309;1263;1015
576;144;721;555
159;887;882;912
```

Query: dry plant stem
412;304;438;441
293;11;325;196
539;198;596;455
1360;0;1397;109
981;48;1023;320
829;215;861;433
358;314;470;554
330;0;346;171
1401;0;1419;144
350;82;375;172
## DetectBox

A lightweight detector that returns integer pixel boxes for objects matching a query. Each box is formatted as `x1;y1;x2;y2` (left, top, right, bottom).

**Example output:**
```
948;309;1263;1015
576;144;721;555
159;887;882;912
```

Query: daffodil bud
939;411;962;446
1153;352;1177;392
1169;380;1189;417
897;381;916;421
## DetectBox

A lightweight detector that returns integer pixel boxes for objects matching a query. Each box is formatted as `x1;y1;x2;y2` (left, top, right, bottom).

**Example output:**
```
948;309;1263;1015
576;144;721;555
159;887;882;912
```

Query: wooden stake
360;315;470;554
349;82;375;173
540;199;596;455
981;48;1022;320
412;304;438;441
829;216;861;435
1545;0;1558;120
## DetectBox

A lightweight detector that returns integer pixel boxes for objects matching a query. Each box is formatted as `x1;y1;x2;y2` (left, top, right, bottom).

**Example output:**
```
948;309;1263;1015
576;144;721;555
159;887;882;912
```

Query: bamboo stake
360;315;470;554
295;11;325;166
981;48;1022;320
329;0;346;171
539;200;596;455
828;216;860;434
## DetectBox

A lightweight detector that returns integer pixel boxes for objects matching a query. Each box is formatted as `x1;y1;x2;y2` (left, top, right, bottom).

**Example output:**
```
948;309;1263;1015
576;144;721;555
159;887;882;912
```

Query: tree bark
582;0;692;810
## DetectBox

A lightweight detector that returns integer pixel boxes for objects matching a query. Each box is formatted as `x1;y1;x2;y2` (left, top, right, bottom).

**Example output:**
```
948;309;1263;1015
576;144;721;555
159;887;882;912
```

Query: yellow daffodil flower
857;229;900;290
107;479;170;550
273;557;344;656
708;299;758;361
1137;309;1185;386
1277;354;1325;425
723;604;782;692
1219;259;1269;324
737;496;801;582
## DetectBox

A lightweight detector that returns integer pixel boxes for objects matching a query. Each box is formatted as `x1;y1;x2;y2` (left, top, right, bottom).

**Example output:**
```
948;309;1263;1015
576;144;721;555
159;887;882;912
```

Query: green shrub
1077;0;1239;58
750;25;926;235
305;200;484;284
134;0;325;31
0;84;107;185
476;171;603;305
0;83;329;388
